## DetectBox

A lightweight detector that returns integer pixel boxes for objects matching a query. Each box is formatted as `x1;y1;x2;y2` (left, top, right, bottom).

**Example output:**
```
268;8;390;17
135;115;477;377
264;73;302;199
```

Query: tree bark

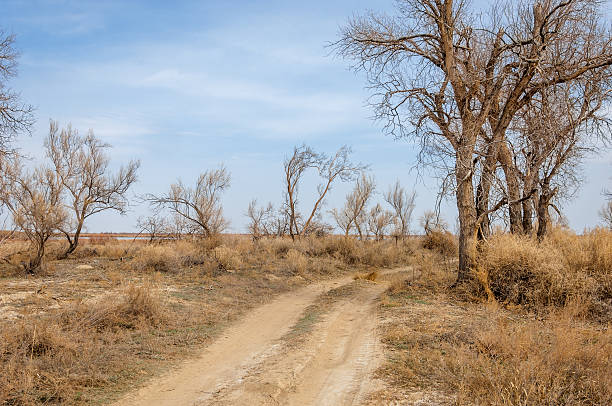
498;143;523;234
456;150;477;282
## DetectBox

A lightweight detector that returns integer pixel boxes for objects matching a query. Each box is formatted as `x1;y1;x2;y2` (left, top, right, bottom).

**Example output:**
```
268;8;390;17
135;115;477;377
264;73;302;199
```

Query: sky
1;0;611;234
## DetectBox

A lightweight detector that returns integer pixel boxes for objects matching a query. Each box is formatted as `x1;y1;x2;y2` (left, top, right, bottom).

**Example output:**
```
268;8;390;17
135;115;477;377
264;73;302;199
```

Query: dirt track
114;268;409;406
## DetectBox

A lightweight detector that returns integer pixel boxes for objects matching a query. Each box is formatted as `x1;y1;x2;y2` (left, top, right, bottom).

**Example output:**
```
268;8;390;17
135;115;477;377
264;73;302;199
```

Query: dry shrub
212;245;242;270
285;249;308;275
422;230;458;257
0;321;78;404
130;241;206;272
325;237;362;264
67;285;163;331
475;231;610;319
131;244;180;273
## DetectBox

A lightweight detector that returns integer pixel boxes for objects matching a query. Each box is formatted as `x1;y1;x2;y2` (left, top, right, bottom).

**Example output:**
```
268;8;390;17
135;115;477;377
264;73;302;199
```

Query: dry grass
354;270;379;281
0;234;414;405
372;228;612;406
422;230;458;257
472;227;612;321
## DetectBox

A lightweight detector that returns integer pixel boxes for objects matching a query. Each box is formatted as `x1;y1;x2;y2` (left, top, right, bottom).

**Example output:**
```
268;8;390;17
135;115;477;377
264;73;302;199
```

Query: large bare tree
283;144;365;239
45;121;140;257
335;0;612;280
146;166;230;238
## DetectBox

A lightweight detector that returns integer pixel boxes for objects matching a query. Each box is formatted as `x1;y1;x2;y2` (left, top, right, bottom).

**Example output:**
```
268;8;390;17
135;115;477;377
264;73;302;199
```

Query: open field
0;227;610;405
0;235;416;405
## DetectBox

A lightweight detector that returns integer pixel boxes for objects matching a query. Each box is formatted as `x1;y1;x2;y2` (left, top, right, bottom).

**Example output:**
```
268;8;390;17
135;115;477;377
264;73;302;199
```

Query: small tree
136;215;171;243
0;159;66;273
367;203;395;240
384;181;416;239
284;144;365;239
146;166;230;238
331;174;375;238
246;199;276;240
45;121;140;257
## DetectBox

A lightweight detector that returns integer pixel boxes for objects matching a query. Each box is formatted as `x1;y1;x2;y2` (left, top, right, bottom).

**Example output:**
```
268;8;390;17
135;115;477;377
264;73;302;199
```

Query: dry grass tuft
66;284;164;331
422;230;458;257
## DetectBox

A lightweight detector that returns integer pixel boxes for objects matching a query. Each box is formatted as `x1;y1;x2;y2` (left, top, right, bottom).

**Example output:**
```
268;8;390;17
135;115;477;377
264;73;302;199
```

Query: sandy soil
113;268;409;406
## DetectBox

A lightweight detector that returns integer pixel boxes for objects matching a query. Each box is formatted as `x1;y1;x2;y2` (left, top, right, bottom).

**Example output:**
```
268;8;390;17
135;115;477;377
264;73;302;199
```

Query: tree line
2;1;612;279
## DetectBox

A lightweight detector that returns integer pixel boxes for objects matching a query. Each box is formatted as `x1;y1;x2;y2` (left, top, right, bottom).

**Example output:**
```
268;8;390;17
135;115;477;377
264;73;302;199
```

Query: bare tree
246;199;276;240
283;145;365;239
420;210;449;235
384;181;416;239
331;174;375;238
146;166;230;238
330;206;353;237
136;215;170;243
335;0;612;280
45;121;140;257
368;203;395;240
0;31;34;152
0;158;66;273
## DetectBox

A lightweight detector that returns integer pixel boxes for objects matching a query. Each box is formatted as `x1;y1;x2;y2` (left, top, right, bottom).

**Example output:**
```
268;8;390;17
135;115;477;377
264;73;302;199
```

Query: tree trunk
499;143;523;234
456;151;478;282
60;222;83;258
521;174;536;235
537;185;554;241
475;182;491;240
25;239;46;274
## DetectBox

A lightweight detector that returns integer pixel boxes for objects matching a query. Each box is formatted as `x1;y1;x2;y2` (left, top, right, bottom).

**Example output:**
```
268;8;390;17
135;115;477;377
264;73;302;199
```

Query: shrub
67;285;164;331
474;231;610;320
422;230;458;257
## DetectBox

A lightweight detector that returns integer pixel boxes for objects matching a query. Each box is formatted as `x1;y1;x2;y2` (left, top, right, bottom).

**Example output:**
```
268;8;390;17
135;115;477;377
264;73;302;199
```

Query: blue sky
2;0;611;233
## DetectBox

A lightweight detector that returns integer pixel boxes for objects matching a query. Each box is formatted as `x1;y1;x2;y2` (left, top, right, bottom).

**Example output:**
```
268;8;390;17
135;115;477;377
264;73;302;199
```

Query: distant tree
246;199;276;240
367;203;395;240
136;215;170;243
420;210;448;235
283;145;365;239
45;121;140;257
331;174;375;239
384;181;416;239
0;31;34;152
146;166;230;238
0;158;66;273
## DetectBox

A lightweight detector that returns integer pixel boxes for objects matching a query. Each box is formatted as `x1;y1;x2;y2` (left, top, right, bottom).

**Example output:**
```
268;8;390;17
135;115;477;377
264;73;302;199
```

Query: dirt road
114;268;408;406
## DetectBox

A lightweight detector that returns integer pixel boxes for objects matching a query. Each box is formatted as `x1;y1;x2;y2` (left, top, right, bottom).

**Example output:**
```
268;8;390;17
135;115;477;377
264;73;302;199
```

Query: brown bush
66;284;164;331
474;230;611;320
422;230;458;257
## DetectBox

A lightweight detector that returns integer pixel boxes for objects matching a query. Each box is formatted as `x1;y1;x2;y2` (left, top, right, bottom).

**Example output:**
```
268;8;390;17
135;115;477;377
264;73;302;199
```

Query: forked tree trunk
60;222;83;259
25;239;46;274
